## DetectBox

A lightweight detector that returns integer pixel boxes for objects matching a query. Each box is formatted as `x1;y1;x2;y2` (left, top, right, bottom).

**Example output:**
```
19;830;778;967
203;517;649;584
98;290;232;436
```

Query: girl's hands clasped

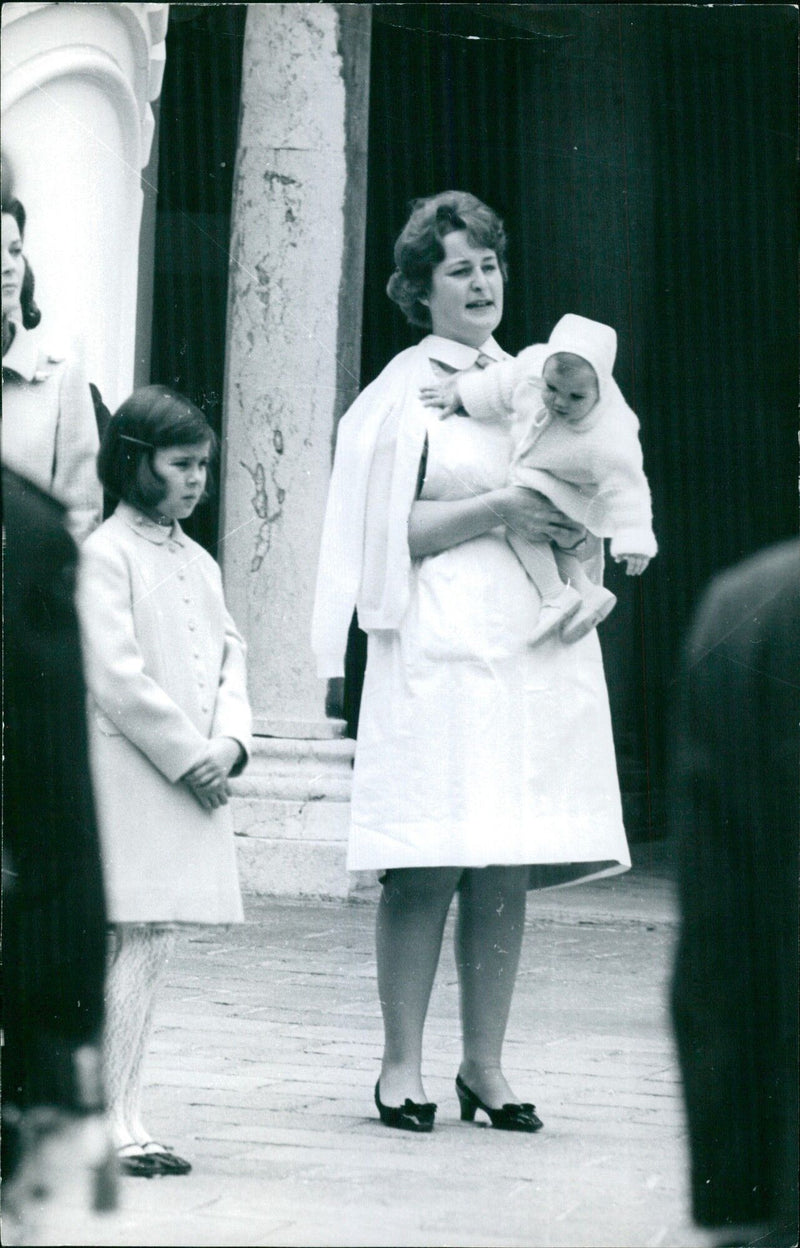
181;737;244;810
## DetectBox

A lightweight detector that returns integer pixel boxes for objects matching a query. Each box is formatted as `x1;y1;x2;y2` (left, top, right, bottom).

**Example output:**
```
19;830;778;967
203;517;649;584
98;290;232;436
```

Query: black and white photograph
1;4;797;1246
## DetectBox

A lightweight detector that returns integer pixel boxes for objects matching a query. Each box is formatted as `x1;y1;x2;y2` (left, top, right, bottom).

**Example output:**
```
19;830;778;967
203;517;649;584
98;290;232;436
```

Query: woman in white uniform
313;191;630;1133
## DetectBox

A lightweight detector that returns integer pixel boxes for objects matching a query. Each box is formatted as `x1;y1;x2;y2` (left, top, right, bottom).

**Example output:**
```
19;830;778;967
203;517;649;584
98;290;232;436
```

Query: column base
230;735;356;898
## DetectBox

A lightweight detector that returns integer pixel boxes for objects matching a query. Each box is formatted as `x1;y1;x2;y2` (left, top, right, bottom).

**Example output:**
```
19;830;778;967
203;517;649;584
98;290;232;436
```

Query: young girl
77;386;252;1177
421;314;657;644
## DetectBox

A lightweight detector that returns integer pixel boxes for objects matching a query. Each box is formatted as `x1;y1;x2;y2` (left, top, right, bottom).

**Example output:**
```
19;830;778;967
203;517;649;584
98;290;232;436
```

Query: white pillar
1;2;168;408
221;4;372;895
220;1;370;739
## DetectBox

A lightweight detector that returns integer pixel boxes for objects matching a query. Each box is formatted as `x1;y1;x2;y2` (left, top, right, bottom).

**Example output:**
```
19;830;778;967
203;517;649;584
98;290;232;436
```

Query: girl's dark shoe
141;1142;192;1174
117;1144;167;1177
117;1142;192;1176
374;1080;437;1133
455;1073;544;1132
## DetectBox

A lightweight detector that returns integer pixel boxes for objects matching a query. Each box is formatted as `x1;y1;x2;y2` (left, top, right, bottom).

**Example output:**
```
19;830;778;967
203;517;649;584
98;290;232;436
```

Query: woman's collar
421;333;506;370
2;322;42;381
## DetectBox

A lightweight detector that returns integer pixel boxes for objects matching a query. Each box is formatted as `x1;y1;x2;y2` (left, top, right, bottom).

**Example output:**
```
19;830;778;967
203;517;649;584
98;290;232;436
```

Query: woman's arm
54;357;102;543
408;485;585;558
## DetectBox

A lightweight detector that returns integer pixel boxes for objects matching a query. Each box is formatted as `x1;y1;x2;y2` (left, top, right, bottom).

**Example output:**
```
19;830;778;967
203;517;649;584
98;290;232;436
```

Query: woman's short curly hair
98;385;218;510
386;191;508;330
2;196;41;329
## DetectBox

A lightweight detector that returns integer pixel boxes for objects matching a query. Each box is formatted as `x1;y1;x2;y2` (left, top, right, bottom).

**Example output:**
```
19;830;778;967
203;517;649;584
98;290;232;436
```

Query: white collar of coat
422;333;507;370
116;500;187;546
2;323;64;382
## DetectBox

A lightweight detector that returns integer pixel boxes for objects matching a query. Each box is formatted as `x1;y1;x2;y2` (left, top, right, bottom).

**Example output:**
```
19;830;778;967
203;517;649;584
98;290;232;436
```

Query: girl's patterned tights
103;924;176;1149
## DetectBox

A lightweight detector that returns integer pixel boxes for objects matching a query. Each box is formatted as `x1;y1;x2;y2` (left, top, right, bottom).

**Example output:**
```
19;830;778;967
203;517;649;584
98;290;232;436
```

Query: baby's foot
560;585;617;643
529;583;582;645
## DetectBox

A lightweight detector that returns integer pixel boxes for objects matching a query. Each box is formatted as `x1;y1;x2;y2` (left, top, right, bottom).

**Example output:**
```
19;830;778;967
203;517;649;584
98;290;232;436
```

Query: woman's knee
460;865;528;909
382;866;462;910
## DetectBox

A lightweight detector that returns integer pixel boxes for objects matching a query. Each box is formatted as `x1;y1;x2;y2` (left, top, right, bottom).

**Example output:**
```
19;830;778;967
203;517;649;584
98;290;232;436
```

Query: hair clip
120;434;154;449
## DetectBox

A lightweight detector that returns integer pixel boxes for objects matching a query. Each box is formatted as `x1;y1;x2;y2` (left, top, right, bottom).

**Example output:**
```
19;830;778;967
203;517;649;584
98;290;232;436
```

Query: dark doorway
149;4;247;556
353;3;797;839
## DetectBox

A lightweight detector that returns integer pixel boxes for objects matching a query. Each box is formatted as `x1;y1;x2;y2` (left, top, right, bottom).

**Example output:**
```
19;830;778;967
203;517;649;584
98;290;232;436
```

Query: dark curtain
149;4;247;556
354;3;797;837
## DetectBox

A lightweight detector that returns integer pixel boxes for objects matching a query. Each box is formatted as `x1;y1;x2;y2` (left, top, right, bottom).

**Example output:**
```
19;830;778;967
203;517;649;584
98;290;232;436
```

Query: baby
420;314;657;644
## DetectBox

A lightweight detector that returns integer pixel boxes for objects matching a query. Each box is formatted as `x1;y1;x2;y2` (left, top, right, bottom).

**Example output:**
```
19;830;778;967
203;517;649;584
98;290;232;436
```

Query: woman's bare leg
376;866;462;1105
456;865;529;1106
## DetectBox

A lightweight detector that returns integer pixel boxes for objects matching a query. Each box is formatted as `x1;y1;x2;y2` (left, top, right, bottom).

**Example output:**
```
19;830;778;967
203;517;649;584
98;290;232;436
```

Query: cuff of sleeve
228;737;250;777
610;529;658;559
159;738;210;784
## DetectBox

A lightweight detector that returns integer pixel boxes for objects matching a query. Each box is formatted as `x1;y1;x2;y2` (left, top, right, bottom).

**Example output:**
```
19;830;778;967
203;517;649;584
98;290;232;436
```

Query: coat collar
115;501;186;546
3;324;44;381
421;333;506;371
2;324;64;382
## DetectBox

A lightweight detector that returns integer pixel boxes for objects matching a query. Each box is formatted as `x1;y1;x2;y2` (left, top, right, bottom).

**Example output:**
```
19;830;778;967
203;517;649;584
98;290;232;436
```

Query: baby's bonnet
513;314;637;433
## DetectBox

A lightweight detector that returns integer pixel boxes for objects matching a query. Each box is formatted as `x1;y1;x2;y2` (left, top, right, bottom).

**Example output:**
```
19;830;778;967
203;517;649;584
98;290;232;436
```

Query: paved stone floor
29;848;709;1247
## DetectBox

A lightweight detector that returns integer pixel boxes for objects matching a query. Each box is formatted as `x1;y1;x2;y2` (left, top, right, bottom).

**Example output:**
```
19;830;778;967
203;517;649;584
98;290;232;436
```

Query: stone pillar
1;2;168;409
221;4;371;895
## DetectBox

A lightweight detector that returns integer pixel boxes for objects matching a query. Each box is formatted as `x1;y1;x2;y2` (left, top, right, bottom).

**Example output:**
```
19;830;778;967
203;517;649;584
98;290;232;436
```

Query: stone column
1;2;168;408
221;4;371;895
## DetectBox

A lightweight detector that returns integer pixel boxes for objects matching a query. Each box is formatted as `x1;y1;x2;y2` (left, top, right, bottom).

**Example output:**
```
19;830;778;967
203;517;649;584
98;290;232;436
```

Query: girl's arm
210;598;252;776
54;357;102;544
77;538;211;783
408;485;586;559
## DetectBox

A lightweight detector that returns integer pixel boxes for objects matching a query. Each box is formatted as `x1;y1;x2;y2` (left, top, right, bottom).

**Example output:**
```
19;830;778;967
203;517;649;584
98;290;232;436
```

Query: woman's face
1;213;25;322
423;230;503;348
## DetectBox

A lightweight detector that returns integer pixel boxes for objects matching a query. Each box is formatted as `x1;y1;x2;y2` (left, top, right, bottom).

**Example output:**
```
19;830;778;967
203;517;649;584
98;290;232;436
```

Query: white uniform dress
348;399;631;888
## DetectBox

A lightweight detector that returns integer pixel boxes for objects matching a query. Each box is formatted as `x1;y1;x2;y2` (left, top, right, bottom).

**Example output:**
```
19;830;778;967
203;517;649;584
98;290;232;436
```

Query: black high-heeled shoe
374;1080;437;1133
455;1073;544;1132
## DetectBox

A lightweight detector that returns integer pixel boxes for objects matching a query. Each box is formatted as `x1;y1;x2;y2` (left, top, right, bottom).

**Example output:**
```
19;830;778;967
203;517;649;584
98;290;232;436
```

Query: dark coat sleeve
669;541;799;1234
2;467;107;1113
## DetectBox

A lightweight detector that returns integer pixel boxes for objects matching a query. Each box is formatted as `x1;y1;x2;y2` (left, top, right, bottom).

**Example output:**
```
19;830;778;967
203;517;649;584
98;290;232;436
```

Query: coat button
188;620;196;631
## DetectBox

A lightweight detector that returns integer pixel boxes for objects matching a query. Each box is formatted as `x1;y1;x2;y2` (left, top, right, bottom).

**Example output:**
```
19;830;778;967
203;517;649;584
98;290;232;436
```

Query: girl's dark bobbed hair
97;385;218;509
386;190;508;330
2;196;41;329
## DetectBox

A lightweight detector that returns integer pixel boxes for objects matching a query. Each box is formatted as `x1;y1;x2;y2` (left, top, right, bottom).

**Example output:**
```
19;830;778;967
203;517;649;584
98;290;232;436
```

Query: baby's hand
615;553;651;576
419;375;463;419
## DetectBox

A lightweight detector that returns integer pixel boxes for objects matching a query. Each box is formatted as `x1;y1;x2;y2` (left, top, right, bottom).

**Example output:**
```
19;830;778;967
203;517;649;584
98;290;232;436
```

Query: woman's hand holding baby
497;486;586;548
419;376;463;418
181;738;244;810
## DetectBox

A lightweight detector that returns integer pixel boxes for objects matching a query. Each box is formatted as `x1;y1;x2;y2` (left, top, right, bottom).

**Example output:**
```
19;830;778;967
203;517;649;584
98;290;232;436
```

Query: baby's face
542;357;599;425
